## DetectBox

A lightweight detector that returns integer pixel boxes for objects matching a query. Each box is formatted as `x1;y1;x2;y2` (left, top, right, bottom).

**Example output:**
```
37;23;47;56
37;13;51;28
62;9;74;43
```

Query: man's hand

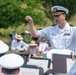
25;16;33;23
14;49;19;53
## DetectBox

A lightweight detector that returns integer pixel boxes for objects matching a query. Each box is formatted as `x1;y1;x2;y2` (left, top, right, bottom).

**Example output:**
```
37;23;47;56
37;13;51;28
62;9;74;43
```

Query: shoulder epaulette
32;37;38;40
51;24;73;27
69;24;73;27
52;24;57;26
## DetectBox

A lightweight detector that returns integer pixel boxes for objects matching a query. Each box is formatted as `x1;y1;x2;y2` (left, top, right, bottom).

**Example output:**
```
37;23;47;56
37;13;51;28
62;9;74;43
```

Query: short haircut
0;53;5;57
2;68;19;74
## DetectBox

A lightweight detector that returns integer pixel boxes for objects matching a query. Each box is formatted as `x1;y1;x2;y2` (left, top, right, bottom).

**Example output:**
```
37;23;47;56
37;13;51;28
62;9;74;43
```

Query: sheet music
19;68;39;75
27;59;49;73
66;58;74;73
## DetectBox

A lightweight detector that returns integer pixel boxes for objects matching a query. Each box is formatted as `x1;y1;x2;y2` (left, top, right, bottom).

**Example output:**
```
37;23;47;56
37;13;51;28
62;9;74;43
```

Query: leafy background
0;0;76;46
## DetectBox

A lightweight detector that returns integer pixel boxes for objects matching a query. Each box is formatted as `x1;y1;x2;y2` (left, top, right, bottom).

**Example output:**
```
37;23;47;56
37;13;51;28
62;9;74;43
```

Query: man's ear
1;68;5;73
63;14;66;18
16;68;20;74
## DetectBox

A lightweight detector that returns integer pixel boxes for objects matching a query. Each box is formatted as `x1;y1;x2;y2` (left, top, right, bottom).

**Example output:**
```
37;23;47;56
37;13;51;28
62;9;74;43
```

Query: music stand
20;65;44;75
52;54;75;74
26;57;51;73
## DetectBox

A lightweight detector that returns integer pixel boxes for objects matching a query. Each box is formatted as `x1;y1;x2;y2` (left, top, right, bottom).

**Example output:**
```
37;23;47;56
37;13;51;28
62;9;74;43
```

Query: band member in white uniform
0;53;24;75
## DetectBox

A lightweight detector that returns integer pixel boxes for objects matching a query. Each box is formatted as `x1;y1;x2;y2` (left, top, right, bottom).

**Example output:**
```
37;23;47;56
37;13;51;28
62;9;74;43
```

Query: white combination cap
0;40;9;54
0;53;24;69
51;5;69;14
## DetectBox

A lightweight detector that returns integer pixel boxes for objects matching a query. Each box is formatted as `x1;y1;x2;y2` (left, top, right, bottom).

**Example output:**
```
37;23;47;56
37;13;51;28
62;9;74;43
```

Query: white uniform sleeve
20;41;29;51
38;26;52;39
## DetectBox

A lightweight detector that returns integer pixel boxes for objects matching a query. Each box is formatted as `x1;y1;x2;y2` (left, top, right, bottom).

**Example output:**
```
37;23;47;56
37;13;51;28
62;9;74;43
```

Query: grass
68;14;76;26
0;23;48;44
0;24;47;54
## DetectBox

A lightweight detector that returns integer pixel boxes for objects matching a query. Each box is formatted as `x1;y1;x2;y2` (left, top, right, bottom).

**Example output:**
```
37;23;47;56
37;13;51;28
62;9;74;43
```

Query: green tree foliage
40;0;76;21
0;0;47;28
0;2;25;28
50;0;76;20
0;0;76;28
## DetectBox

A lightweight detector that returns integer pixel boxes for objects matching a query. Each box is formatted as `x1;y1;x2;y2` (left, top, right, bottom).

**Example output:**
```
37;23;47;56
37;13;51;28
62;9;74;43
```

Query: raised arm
25;15;39;38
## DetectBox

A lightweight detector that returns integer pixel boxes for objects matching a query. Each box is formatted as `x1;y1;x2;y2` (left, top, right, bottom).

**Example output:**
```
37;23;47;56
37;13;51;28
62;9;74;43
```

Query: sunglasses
52;12;65;17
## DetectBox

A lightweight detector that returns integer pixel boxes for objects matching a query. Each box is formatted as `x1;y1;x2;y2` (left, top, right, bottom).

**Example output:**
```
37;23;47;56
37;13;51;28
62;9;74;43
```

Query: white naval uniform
11;39;28;51
39;22;76;54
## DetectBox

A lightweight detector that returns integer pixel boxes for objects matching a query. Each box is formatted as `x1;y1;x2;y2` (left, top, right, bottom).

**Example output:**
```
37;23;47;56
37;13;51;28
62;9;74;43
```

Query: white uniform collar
57;22;70;33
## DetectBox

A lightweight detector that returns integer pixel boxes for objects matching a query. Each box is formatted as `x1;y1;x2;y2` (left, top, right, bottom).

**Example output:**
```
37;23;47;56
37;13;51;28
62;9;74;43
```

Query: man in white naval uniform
25;6;76;54
25;6;76;75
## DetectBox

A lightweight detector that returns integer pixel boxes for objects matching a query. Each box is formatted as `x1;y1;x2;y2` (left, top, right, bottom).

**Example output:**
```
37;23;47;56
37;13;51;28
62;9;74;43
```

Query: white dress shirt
11;39;28;51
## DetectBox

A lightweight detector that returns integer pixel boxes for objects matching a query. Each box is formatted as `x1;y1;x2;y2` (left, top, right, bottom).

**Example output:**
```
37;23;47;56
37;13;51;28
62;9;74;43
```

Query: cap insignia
53;8;57;13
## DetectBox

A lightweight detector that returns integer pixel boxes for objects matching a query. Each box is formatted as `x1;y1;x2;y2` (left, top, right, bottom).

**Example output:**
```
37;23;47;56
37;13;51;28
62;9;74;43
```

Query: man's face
53;14;66;24
17;39;21;42
30;46;36;48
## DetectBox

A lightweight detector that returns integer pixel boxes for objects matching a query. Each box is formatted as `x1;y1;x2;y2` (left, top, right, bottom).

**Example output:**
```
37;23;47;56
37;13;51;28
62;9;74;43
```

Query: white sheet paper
66;58;74;73
19;68;39;75
27;59;49;73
